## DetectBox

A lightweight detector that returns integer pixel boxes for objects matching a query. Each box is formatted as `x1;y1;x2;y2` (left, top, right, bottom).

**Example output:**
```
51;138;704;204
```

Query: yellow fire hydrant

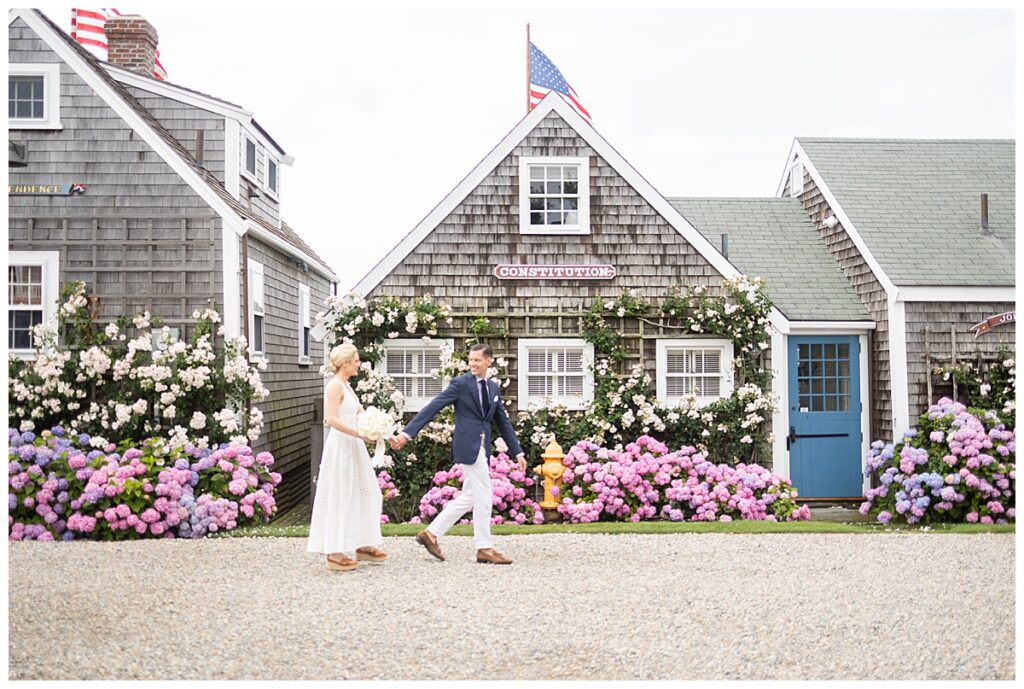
533;439;566;509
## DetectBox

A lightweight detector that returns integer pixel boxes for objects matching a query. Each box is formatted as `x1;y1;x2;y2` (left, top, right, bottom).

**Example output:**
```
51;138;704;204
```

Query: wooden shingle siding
789;167;893;441
8;18;224;333
371;113;725;308
364;112;779;442
122;86;226;180
904;300;1016;422
243;236;332;512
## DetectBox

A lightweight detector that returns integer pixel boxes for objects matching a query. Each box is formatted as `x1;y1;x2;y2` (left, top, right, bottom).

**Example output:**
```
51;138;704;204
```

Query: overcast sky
46;5;1015;291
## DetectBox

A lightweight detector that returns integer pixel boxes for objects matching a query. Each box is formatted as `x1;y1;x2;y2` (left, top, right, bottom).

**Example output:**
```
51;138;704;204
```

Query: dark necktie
478;379;490;416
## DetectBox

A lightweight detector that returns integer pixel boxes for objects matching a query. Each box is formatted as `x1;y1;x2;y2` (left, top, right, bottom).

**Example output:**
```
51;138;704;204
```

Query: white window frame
378;338;454;412
266;157;279;199
8;63;62;130
518;156;590;235
242;135;258;183
789;160;804;197
247;259;266;359
656;338;734;407
517;338;594;411
297;284;311;364
7;251;60;357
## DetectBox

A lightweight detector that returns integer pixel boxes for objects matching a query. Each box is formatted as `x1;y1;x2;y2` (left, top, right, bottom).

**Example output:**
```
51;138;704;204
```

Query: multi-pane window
656;339;734;405
248;260;265;356
8;265;43;350
298;284;310;362
9;76;44;120
245;138;257;177
528;164;579;226
517;339;594;410
519;157;590;234
796;342;851;412
268;159;278;194
8;251;58;355
8;64;60;130
379;340;452;411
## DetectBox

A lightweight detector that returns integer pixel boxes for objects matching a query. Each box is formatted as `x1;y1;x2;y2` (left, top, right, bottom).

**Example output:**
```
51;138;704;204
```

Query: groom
389;343;526;565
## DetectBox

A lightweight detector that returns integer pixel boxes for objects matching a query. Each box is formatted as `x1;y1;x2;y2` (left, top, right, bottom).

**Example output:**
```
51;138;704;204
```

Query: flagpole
526;23;531;114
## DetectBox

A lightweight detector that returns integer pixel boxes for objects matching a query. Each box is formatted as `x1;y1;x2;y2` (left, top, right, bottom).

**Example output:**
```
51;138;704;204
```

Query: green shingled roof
667;197;870;322
797;138;1014;286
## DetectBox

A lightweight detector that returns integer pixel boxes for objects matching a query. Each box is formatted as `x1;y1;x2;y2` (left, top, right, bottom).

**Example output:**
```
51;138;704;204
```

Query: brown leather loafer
415;530;445;561
476;548;512;565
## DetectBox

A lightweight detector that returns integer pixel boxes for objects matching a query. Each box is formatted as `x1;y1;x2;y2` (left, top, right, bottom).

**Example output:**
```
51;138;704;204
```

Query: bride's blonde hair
326;343;358;374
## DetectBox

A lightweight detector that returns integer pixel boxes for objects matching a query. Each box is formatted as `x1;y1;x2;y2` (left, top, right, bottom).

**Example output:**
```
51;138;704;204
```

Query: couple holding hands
306;342;526;571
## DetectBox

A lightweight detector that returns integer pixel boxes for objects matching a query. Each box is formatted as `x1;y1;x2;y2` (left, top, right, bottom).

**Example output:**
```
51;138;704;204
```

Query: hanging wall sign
8;183;86;195
493;264;616;280
970;311;1015;338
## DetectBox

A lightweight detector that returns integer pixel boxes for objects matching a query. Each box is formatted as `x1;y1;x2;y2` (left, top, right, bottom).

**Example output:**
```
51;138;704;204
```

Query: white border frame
8;63;62;130
297;283;311;365
7;251;60;357
518;155;591;235
377;338;454;412
655;338;735;407
516;337;595;411
247;259;266;358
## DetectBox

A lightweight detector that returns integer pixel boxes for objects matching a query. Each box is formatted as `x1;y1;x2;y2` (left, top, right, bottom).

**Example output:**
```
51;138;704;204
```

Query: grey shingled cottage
8;8;337;513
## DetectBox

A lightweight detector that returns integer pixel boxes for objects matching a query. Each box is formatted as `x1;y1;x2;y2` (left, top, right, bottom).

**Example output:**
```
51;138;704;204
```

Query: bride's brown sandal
326;554;359;571
355;546;387;562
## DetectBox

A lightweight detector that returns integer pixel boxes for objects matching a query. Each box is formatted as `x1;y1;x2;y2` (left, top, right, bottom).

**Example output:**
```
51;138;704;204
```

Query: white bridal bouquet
356;406;396;468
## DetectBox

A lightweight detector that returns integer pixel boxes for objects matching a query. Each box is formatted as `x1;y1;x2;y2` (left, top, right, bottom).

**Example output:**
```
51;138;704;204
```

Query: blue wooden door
788;336;862;498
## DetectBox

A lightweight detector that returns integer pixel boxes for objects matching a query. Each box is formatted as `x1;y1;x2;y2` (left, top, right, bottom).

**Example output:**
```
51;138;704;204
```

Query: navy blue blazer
401;373;524;465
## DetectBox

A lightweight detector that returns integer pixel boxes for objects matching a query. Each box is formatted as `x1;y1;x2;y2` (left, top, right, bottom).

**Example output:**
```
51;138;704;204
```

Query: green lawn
215;520;1016;539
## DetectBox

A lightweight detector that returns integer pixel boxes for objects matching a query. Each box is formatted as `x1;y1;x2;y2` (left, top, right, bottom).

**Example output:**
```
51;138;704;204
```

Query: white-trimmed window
9;64;61;130
656;339;734;406
243;136;257;180
297;284;311;364
518;156;590;235
517;338;594;410
247;260;265;357
790;160;804;197
378;339;453;412
8;251;59;355
267;158;279;196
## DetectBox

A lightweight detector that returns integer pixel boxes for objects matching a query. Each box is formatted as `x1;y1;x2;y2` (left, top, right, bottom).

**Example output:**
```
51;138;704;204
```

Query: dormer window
519;156;590;235
244;137;257;179
790;160;804;197
268;159;278;194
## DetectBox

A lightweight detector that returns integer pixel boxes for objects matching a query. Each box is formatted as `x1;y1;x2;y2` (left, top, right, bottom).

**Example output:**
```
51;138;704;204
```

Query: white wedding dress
306;378;383;555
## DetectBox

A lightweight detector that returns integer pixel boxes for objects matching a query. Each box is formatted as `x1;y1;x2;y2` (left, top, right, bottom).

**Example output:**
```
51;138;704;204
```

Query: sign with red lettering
970;311;1015;338
493;264;616;280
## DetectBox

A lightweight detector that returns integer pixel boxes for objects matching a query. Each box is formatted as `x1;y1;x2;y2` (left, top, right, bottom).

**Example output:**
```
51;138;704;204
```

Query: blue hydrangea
20;431;36;443
914;496;931;509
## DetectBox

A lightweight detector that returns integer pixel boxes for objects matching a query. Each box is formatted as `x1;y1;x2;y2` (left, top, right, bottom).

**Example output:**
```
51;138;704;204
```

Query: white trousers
426;443;493;549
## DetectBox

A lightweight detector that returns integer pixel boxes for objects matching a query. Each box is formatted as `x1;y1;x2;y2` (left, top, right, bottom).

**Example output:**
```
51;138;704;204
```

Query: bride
306;343;387;571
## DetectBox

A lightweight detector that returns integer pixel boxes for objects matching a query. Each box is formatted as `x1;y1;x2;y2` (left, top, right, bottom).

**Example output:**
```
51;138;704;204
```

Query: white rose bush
8;282;281;541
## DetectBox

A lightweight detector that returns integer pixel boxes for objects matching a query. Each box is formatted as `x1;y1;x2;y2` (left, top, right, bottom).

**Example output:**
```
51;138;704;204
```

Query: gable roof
668;198;870;322
352;92;791;331
14;9;334;280
791;138;1014;287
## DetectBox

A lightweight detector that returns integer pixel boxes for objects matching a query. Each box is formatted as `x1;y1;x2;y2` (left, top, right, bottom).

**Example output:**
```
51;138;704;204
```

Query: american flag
71;8;167;80
529;42;590;123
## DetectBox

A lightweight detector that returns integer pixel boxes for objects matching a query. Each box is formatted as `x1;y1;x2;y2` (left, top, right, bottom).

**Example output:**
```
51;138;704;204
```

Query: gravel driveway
8;533;1015;680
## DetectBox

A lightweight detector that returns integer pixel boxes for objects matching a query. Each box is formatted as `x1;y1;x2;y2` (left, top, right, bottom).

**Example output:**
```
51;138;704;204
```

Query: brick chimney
105;15;159;78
